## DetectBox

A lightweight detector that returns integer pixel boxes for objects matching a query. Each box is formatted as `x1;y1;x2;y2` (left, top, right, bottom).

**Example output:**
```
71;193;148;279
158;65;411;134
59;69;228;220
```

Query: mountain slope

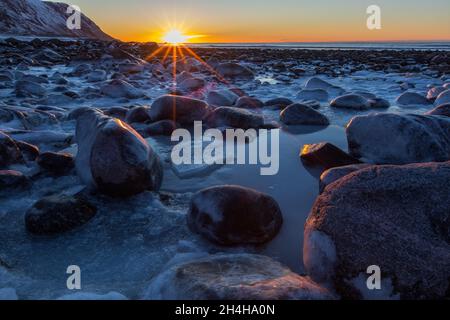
0;0;114;40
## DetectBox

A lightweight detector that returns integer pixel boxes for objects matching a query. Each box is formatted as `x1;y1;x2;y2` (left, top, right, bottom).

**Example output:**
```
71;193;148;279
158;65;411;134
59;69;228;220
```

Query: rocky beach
0;34;449;301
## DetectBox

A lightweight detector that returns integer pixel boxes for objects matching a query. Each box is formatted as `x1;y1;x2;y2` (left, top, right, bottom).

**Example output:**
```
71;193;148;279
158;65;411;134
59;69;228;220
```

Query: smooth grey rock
280;103;329;126
206;107;265;129
346;113;450;164
150;95;210;125
187;185;283;245
396;91;431;106
330;94;370;110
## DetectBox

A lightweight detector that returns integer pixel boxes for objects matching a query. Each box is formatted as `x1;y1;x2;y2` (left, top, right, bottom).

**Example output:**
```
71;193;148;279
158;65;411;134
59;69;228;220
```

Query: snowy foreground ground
0;39;449;300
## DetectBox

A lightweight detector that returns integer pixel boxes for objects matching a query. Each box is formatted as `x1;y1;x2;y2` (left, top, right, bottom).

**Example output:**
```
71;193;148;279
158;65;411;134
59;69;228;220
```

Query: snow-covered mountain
0;0;114;40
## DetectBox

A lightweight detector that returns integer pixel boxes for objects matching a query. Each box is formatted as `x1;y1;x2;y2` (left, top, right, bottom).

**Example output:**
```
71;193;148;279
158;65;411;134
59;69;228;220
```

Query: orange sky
50;0;450;43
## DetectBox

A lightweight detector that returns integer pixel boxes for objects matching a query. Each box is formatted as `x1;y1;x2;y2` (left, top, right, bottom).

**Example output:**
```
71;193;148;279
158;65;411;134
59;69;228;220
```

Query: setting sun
162;29;189;45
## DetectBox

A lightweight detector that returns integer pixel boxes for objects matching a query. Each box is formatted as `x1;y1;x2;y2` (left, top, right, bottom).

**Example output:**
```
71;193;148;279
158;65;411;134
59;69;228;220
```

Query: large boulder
149;95;210;125
0;131;23;168
346;113;450;164
280;103;329;126
330;94;370;110
319;164;372;193
304;162;450;299
75;110;163;197
206;107;264;129
187;185;283;245
25;194;97;235
215;63;254;79
143;254;334;300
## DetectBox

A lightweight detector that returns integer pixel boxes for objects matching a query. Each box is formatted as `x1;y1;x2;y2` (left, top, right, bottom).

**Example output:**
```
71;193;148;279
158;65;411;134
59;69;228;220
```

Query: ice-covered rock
300;142;361;170
143;254;334;300
346;113;450;164
100;79;144;99
187;185;283;245
215;63;254;79
206;107;265;129
75;110;163;197
25;194;97;235
297;89;328;102
280;103;329;126
207;89;239;106
395;91;431;106
149;95;210;125
330;94;370;110
0;131;23;168
304;161;450;299
425;103;450;117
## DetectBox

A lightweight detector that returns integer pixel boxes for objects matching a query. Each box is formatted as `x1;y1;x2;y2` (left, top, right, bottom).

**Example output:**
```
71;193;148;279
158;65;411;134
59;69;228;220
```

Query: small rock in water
75;110;163;197
300;142;361;170
346;113;450;164
150;95;210;125
0;170;29;189
395;91;431;106
25;194;97;235
206;107;265;129
280;103;329;126
234;96;264;109
425;103;450;117
187;185;283;245
37;152;74;175
305;162;450;299
297;89;328;102
143;254;334;300
330;94;370;110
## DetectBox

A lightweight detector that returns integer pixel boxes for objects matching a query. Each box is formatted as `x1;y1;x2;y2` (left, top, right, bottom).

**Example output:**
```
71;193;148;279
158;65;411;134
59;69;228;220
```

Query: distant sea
188;41;450;51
